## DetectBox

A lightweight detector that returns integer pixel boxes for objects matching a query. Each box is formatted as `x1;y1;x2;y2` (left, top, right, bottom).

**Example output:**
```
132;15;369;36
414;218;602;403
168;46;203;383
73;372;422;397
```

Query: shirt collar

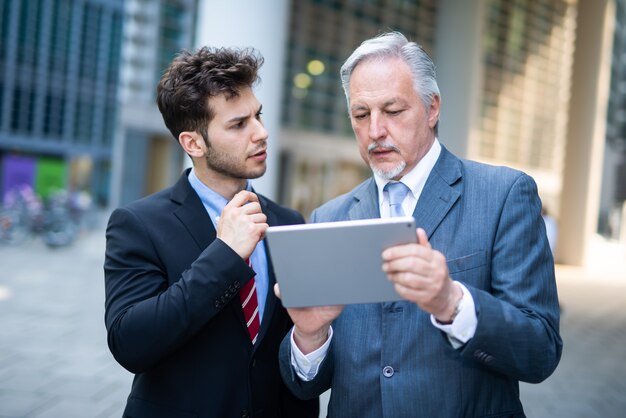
187;168;251;226
374;138;442;205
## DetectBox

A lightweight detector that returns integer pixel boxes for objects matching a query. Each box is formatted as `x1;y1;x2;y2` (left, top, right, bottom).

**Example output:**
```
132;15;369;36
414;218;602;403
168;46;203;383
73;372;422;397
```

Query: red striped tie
240;259;260;344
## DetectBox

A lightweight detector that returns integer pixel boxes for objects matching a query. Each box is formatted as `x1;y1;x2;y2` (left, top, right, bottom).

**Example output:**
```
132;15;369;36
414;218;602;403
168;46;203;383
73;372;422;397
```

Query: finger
273;283;281;299
416;228;432;249
241;201;263;215
393;282;423;303
228;190;260;208
257;223;269;239
387;270;417;287
383;256;428;276
382;242;423;261
248;213;267;224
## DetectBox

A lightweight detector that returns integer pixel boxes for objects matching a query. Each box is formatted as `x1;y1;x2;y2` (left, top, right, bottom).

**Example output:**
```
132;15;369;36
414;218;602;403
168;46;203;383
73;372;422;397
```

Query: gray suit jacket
280;146;562;418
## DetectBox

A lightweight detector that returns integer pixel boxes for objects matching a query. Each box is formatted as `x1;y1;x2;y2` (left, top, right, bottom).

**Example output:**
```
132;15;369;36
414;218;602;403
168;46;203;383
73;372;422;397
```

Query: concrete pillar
434;0;486;158
558;0;615;265
195;0;290;200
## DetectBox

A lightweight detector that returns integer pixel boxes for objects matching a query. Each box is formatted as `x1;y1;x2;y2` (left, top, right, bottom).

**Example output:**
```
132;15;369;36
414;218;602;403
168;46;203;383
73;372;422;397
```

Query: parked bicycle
0;187;96;247
0;186;44;245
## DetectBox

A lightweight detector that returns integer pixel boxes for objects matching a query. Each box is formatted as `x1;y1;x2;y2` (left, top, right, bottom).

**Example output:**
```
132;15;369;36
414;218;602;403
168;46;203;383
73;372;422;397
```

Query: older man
278;32;562;418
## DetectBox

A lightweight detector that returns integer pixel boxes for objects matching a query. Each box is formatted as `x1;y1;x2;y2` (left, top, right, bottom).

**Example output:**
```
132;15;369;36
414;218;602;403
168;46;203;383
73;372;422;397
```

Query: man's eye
387;109;403;116
353;114;368;120
232;121;244;129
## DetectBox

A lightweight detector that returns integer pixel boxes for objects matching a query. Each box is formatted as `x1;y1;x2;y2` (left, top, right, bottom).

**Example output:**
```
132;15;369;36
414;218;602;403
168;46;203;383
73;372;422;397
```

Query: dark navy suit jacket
280;146;562;417
105;170;318;418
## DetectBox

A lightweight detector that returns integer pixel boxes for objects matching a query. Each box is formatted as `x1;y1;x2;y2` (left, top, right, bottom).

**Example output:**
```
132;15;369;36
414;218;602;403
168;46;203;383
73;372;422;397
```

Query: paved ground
0;220;625;418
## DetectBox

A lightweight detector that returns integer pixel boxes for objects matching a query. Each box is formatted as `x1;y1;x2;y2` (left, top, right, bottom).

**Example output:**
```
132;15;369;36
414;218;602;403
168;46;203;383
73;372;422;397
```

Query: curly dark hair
156;46;264;142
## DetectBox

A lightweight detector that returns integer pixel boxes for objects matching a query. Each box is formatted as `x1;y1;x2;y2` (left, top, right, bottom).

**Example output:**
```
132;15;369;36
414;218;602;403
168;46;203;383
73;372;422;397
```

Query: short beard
202;133;266;180
367;142;406;180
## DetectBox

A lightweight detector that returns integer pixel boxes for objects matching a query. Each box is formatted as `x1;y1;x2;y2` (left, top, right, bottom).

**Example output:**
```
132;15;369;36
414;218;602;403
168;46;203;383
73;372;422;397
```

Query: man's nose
252;119;268;142
368;114;387;140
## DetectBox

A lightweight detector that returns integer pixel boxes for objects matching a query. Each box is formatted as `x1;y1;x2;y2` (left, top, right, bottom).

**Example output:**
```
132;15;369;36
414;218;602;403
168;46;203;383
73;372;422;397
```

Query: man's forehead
210;89;260;119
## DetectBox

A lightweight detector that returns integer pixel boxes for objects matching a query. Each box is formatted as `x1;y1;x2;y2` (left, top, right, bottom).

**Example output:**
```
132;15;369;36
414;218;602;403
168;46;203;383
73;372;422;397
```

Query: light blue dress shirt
188;169;269;323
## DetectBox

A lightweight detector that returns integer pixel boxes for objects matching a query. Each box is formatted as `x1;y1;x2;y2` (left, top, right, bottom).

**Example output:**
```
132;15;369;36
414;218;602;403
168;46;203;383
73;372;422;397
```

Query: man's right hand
274;283;344;354
217;191;268;260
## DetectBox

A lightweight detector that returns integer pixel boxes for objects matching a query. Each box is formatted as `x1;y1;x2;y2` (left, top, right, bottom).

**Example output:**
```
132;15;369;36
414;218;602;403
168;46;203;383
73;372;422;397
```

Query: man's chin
370;162;406;180
246;166;267;180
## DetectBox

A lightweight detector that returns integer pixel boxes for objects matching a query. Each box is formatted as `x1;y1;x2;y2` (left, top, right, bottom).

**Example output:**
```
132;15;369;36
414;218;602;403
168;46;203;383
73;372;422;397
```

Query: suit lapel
254;193;280;349
348;179;380;220
170;169;216;251
412;146;462;239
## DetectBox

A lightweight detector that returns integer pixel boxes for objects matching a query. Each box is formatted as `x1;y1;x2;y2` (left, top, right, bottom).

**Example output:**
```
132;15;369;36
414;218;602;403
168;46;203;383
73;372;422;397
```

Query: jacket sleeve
278;331;334;401
103;206;253;373
458;173;563;383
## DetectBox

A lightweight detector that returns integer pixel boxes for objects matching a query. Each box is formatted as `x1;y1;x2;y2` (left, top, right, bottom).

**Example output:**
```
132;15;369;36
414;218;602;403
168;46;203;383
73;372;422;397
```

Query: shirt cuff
430;282;477;348
290;326;333;381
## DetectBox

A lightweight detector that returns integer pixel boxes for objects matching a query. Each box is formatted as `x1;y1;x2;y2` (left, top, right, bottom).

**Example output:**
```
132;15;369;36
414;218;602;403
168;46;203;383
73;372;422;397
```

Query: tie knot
385;182;410;206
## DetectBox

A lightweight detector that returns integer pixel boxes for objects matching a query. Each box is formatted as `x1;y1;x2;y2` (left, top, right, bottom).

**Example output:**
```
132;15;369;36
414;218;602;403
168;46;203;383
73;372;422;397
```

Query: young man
104;47;318;418
278;32;562;417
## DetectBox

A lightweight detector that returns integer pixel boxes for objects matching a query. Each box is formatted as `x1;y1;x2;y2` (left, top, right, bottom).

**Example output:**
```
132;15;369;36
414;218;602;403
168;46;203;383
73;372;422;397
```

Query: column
558;0;615;265
433;0;487;158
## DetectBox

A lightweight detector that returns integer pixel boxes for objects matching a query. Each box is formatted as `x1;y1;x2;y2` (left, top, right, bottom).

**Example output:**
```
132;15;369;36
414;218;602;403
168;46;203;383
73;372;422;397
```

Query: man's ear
178;131;205;158
428;95;441;129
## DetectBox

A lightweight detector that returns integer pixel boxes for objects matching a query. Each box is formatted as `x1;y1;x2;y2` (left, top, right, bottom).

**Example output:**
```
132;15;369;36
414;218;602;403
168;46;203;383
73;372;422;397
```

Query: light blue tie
385;182;410;217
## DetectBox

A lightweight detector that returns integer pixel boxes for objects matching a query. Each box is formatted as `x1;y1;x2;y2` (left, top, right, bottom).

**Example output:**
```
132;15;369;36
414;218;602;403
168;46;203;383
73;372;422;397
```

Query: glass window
282;0;438;137
477;0;576;171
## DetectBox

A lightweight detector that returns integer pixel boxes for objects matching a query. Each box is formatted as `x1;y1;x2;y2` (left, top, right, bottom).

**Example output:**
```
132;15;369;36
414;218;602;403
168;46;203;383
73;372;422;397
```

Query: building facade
0;0;124;204
1;0;622;266
109;0;196;207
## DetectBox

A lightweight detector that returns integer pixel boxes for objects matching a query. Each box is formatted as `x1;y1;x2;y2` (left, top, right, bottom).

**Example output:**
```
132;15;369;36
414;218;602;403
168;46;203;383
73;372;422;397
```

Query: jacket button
241;410;249;418
382;366;394;378
474;349;493;363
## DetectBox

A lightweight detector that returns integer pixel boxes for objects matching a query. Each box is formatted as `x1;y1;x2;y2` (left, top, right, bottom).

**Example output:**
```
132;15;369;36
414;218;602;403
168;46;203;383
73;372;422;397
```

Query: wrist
435;282;463;325
293;326;330;355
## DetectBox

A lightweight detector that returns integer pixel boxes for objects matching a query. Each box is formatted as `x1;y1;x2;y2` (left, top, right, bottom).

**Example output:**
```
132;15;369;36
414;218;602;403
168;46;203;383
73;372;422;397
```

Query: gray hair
340;32;440;131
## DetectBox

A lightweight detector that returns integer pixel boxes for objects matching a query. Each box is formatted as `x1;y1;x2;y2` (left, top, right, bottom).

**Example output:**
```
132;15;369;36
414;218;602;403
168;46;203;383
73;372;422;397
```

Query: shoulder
108;185;179;232
312;178;373;222
434;147;539;206
117;186;174;216
453;158;541;215
458;158;532;190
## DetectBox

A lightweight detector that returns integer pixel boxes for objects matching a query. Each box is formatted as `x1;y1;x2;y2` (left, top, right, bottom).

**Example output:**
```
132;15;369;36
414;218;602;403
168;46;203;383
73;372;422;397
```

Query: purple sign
2;154;36;203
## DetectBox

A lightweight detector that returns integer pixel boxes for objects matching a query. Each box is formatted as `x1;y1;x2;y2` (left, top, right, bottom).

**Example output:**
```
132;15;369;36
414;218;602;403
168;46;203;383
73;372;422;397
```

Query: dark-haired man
104;47;318;418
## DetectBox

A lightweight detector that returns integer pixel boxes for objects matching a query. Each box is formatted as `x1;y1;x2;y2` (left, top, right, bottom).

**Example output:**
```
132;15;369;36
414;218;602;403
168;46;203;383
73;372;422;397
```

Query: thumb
416;228;432;249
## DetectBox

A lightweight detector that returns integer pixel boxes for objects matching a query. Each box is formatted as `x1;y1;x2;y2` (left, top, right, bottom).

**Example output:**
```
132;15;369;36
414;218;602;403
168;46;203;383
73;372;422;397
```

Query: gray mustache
368;143;400;154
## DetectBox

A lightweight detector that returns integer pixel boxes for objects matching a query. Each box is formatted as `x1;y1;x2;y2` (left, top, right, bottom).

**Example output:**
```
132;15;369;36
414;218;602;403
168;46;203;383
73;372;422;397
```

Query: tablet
265;217;416;307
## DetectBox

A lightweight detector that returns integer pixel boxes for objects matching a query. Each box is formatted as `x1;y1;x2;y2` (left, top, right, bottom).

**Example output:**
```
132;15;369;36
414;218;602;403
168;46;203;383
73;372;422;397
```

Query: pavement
0;220;625;418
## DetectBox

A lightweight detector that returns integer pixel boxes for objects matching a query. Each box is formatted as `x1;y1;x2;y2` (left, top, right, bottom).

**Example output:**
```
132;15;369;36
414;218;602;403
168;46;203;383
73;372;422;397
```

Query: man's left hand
382;228;462;323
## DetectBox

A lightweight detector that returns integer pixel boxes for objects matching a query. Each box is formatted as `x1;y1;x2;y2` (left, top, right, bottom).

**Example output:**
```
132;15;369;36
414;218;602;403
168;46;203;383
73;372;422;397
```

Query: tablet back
265;217;416;307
